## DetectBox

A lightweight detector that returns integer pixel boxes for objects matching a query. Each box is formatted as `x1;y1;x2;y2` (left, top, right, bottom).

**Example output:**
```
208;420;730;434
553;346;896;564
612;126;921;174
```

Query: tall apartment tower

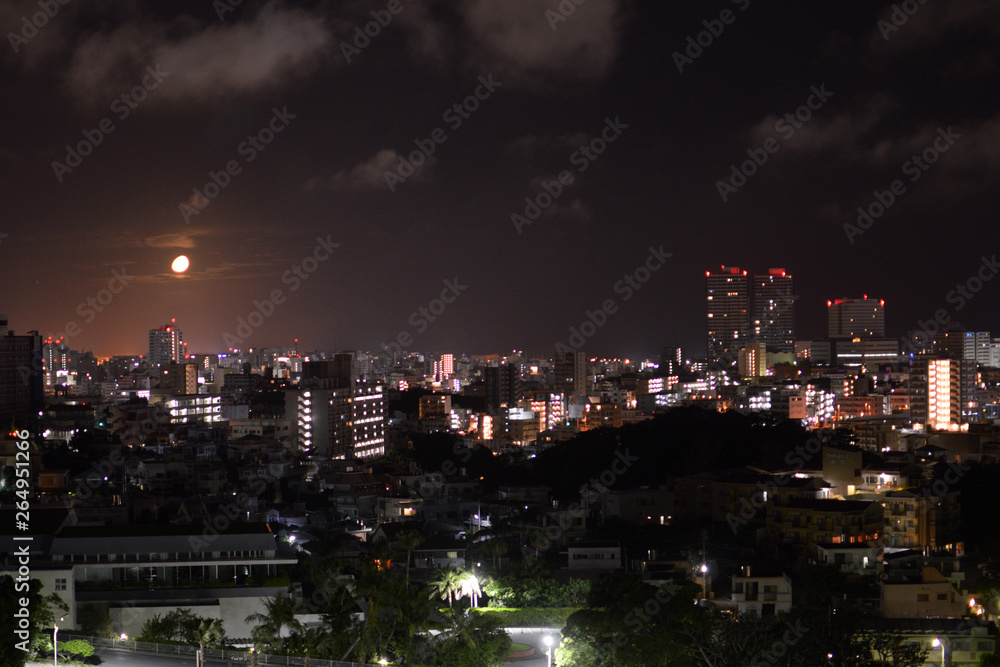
163;363;198;395
0;316;43;429
706;266;749;364
827;297;884;338
911;356;978;428
485;362;520;413
148;321;184;369
659;346;683;376
435;353;455;381
963;331;992;366
554;351;587;399
752;268;794;352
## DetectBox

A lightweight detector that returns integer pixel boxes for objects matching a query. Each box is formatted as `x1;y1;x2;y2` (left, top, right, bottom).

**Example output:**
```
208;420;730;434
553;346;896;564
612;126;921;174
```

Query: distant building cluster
2;265;1000;654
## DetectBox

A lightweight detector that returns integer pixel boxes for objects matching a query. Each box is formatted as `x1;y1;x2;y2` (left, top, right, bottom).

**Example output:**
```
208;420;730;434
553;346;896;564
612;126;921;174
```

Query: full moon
171;255;190;273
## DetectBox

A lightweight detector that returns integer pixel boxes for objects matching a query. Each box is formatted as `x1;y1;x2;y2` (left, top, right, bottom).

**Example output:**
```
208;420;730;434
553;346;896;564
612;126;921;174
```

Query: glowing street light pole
53;616;64;667
543;634;554;667
932;638;945;667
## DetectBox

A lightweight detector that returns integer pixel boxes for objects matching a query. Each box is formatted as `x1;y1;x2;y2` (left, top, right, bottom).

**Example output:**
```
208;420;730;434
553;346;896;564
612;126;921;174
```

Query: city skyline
1;1;998;358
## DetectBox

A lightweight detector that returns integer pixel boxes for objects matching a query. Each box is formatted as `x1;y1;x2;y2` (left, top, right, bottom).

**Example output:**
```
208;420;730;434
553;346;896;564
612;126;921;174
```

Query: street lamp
932;638;945;667
543;634;553;667
53;616;63;667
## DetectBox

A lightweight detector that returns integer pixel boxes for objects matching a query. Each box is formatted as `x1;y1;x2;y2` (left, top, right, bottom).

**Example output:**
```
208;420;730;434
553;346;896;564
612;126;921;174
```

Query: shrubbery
483;576;590;607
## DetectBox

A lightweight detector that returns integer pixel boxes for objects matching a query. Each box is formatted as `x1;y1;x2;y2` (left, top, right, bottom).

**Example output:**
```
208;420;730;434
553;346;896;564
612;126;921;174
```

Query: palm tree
482;537;508;573
428;567;465;608
244;593;306;647
526;529;549;558
399;529;425;589
193;618;225;667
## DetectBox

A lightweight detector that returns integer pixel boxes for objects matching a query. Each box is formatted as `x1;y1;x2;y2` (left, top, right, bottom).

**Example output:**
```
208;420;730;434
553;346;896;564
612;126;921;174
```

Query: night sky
1;0;998;358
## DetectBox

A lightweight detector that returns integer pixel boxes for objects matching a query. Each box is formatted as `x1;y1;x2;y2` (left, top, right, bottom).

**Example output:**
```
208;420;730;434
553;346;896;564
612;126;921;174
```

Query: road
90;649;237;666
66;633;560;666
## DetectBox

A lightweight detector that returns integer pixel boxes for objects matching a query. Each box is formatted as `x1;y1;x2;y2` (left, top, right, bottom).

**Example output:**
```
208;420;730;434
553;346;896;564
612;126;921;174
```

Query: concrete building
752;268;794;352
567;541;622;571
706;266;750;364
553;352;587;400
731;571;793;616
738;342;767;378
881;566;967;619
964;331;992;366
148;322;183;369
3;521;296;639
827;296;885;338
0;316;44;429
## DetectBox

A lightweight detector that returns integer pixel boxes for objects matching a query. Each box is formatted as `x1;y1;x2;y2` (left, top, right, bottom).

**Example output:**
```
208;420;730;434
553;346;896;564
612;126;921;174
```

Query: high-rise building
554;351;587;399
706;266;749;364
738;342;767;378
659;346;683;376
827;297;884;338
349;382;386;458
148;321;184;369
303;353;354;388
963;331;992;366
485;362;520;413
0;316;43;429
437;353;454;381
162;363;198;395
931;331;966;360
287;381;386;459
910;356;978;428
752;268;794;352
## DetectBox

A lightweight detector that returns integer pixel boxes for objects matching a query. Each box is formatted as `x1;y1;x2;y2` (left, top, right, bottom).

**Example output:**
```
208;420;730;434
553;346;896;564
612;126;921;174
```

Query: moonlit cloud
304;149;435;193
62;2;331;107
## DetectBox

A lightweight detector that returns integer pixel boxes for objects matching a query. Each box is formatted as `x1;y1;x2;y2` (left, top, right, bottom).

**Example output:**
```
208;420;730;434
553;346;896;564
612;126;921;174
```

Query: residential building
567;541;622;571
752;268;794;352
881;566;967;619
828;297;885;338
731;571;793;616
148;322;183;369
765;498;883;547
0;316;44;429
706;266;749;364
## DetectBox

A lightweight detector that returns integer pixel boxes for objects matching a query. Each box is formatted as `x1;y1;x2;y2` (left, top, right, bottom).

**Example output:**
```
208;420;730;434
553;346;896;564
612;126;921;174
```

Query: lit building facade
827;297;884;338
706;266;749;364
148;321;184;369
753;268;794;352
